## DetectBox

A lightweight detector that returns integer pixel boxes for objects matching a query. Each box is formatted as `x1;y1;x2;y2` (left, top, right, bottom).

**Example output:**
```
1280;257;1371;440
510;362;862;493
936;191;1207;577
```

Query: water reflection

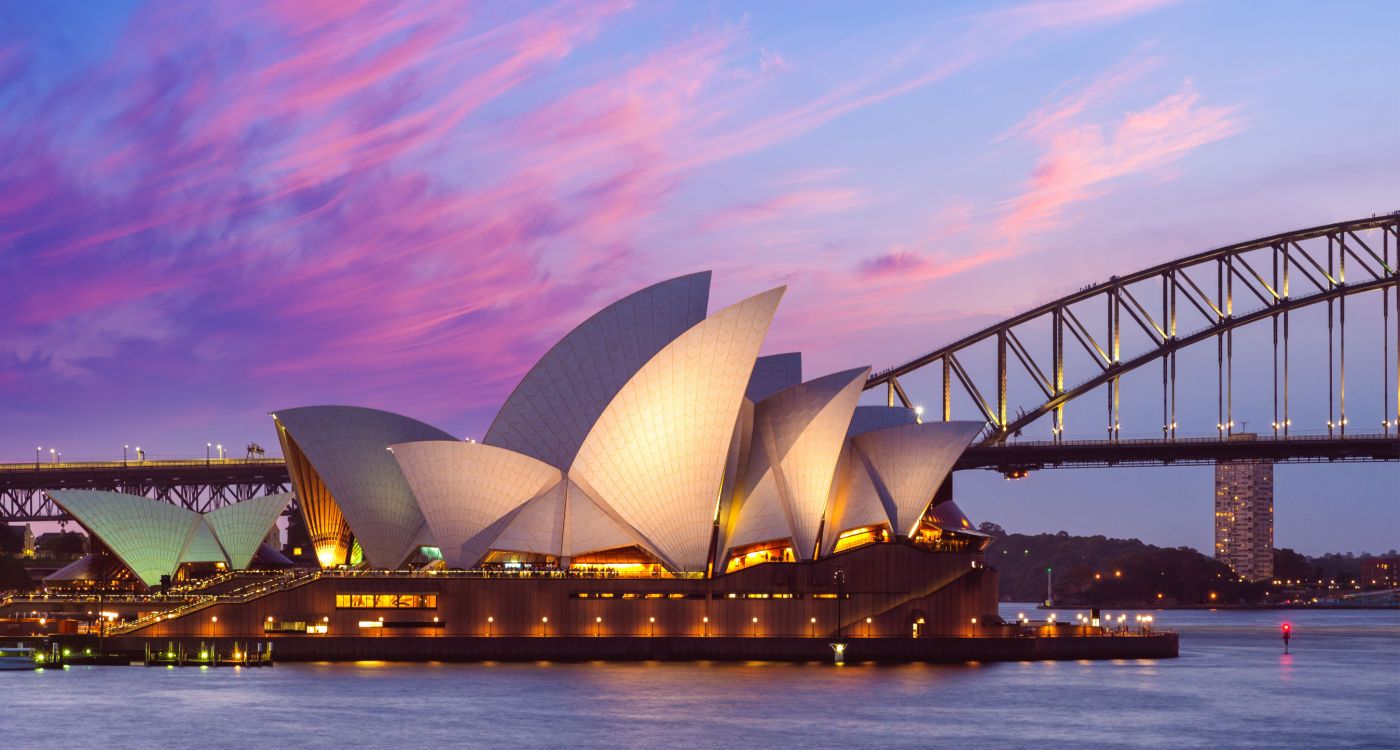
3;606;1394;748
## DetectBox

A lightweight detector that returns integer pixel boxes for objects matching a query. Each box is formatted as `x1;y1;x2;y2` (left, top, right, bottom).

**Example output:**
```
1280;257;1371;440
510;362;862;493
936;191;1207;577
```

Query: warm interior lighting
832;525;890;554
724;540;796;573
358;620;383;628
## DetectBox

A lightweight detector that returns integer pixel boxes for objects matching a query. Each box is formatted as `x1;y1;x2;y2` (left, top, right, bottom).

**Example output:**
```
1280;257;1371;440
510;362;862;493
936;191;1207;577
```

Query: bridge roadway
1;434;1395;521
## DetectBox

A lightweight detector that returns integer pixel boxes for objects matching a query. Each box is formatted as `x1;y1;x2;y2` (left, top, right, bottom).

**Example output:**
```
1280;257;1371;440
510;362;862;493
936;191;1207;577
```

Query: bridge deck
2;434;1395;521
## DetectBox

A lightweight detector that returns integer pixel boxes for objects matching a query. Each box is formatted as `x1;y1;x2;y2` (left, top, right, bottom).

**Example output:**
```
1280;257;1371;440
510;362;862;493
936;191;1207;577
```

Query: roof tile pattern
49;490;201;588
728;368;868;558
274;406;456;568
850;421;984;537
924;498;975;531
745;352;802;403
204;493;292;569
392;440;561;569
181;519;227;564
484;272;711;470
488;479;567;556
820;447;894;556
563;479;648;558
848;405;919;437
570;287;785;571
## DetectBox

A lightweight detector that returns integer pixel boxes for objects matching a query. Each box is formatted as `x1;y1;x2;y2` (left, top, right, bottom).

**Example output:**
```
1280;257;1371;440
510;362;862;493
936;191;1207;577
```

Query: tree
977;521;1006;537
0;556;32;593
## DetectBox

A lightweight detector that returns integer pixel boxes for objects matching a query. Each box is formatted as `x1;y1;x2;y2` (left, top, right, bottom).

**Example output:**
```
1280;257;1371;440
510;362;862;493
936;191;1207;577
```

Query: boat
0;644;39;670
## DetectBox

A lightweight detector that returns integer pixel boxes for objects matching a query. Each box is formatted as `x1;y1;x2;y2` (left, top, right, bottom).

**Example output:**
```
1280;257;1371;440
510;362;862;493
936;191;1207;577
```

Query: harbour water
5;604;1396;748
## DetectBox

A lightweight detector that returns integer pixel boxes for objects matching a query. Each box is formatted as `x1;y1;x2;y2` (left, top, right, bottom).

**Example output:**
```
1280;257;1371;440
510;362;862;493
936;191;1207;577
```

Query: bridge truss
0;459;292;522
866;214;1400;448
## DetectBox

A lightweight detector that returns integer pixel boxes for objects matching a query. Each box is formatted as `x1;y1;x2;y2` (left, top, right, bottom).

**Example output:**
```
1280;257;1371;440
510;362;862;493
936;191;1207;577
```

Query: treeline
978;524;1395;605
982;526;1251;605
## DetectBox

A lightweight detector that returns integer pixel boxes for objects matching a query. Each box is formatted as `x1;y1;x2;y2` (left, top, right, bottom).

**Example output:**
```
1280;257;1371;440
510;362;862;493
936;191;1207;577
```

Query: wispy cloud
0;0;1185;451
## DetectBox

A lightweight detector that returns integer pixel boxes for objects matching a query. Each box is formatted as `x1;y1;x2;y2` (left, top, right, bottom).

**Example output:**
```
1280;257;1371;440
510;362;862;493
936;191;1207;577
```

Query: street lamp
810;617;817;638
206;442;212;464
35;446;41;468
702;616;709;637
865;617;872;637
541;616;549;637
487;616;494;637
833;568;846;638
751;616;759;637
217;444;224;460
123;445;129;465
49;448;56;464
595;616;602;637
649;616;656;637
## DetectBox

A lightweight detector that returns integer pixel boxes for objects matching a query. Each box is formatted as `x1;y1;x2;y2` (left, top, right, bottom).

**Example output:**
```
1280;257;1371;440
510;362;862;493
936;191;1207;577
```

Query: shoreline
1028;603;1398;611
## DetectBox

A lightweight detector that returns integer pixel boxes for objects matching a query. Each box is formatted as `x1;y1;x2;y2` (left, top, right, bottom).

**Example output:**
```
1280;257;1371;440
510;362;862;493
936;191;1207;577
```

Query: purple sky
2;1;1396;554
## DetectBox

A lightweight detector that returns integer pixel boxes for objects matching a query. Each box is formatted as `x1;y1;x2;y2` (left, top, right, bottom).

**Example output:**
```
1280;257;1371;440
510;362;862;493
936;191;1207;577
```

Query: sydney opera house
44;272;1003;645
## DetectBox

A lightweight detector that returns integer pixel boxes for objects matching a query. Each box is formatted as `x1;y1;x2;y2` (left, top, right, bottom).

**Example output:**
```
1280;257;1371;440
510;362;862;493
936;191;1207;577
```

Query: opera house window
335;593;438;609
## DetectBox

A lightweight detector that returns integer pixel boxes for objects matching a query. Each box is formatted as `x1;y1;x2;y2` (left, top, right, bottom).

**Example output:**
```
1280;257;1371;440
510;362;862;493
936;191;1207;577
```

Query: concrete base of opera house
62;633;1179;663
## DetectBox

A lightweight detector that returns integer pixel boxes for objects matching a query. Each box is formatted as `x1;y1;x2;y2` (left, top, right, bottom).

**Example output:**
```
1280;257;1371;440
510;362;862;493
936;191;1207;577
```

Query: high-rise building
1214;434;1274;581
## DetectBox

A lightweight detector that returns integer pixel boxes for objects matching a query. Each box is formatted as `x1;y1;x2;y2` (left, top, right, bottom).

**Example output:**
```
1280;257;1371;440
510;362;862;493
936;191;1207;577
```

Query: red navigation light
1281;623;1292;634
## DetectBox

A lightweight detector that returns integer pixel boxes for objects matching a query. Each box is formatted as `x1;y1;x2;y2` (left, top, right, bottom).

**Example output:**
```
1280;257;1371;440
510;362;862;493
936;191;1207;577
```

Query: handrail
111;569;325;635
0;457;286;472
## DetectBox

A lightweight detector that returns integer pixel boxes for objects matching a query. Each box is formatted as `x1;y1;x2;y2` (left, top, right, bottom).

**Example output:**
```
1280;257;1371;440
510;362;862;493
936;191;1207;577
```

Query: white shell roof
48;490;200;588
821;451;892;556
484;271;711;470
489;479;567;556
745;352;802;403
204;493;292;569
391;440;561;569
848;405;919;437
728;367;869;559
272;405;457;568
925;498;976;531
849;421;983;537
569;286;786;571
563;479;649;558
182;519;228;564
725;470;791;552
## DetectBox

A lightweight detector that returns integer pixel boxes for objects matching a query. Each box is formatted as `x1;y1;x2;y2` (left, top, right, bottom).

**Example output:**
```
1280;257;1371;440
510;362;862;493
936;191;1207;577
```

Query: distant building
1361;556;1400;588
1214;434;1274;581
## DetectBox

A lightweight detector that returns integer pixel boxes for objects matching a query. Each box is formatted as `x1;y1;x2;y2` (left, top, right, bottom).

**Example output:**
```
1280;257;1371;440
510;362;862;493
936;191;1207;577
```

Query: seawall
76;633;1178;663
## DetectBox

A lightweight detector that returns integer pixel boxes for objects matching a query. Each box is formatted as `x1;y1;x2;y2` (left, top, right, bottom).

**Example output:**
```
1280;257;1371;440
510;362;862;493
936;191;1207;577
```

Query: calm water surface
5;605;1397;749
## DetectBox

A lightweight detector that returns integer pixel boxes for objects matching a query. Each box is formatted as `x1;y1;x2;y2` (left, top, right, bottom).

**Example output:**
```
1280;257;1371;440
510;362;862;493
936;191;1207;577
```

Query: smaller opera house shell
272;271;992;578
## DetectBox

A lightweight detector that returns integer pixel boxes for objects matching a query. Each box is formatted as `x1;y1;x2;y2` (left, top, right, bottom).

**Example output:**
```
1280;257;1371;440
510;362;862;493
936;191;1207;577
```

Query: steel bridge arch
866;213;1400;445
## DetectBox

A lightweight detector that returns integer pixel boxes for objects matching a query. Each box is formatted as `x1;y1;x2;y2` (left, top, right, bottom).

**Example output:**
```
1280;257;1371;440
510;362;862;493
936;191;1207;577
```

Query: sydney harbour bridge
3;214;1397;523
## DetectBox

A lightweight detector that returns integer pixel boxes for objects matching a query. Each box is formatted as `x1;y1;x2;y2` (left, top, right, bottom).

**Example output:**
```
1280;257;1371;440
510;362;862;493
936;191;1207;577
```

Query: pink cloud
0;0;1189;444
997;76;1246;242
